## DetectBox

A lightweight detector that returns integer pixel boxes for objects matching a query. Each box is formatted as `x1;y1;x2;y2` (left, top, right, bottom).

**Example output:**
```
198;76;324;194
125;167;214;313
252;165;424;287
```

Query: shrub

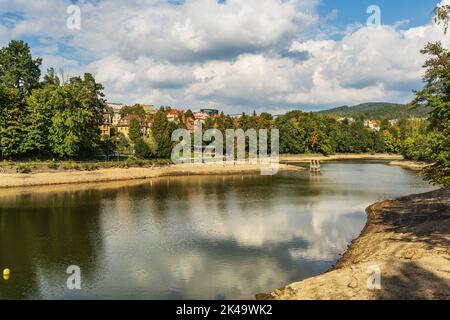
125;157;145;167
134;138;152;160
16;164;32;174
82;163;98;171
48;161;60;170
70;161;80;170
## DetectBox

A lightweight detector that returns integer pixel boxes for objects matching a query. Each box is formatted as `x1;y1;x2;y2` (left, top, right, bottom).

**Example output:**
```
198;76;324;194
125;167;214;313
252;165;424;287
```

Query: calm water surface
0;161;436;299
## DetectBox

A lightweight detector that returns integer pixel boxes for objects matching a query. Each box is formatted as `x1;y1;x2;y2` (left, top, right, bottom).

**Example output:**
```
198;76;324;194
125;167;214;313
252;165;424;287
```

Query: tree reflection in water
0;162;436;299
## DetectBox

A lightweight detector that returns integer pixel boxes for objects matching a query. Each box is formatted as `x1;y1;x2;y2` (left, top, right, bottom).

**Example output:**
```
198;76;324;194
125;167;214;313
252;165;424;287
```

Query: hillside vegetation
317;102;432;119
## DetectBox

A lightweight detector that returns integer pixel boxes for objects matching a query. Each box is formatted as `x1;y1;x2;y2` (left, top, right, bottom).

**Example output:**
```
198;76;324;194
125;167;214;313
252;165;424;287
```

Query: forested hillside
317;102;432;119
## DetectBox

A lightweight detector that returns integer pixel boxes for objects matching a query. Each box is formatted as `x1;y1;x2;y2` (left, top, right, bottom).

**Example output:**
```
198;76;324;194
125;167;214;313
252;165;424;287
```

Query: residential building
105;103;125;126
143;105;157;115
100;114;112;136
102;102;155;138
338;117;355;124
167;109;182;123
194;112;207;131
364;120;381;131
116;115;152;137
200;108;219;117
389;119;399;126
116;115;133;136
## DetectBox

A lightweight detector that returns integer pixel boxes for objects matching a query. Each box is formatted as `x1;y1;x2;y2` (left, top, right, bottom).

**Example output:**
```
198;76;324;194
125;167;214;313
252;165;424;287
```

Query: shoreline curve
258;188;450;300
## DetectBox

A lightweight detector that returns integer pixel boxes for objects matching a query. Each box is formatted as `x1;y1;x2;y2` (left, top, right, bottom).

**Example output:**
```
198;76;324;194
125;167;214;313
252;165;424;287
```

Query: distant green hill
317;102;432;120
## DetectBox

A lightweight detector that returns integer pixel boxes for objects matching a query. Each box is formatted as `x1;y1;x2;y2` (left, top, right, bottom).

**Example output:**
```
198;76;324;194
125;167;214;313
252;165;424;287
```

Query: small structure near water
310;160;321;172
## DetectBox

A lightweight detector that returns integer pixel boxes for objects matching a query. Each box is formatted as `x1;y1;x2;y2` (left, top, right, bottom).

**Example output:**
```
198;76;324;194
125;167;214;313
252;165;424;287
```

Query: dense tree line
408;4;450;186
0;40;105;160
200;111;429;156
0;36;447;186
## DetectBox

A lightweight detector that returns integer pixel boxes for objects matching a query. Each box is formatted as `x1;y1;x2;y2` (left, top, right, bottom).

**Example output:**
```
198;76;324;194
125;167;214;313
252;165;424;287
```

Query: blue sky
319;0;438;30
0;0;449;113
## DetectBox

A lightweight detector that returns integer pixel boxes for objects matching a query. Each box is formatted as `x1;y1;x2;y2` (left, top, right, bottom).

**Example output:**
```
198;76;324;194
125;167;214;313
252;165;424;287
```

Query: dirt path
259;188;450;300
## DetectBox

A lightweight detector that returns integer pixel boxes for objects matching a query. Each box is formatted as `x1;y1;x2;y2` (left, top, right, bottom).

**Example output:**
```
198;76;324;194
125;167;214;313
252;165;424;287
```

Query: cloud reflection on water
0;162;436;299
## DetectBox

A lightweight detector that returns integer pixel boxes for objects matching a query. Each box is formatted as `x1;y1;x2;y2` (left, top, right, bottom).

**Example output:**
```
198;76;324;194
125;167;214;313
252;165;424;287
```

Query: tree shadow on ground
374;260;450;300
371;188;450;299
375;188;450;250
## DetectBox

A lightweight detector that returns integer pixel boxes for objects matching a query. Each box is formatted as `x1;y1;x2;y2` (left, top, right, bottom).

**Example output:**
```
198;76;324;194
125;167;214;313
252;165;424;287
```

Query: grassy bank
0;153;424;189
0;159;172;174
0;163;302;189
1;153;405;174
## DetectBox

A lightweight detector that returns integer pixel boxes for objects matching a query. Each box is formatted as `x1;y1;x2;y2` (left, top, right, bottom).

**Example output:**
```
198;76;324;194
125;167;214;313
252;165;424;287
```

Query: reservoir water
0;161;436;299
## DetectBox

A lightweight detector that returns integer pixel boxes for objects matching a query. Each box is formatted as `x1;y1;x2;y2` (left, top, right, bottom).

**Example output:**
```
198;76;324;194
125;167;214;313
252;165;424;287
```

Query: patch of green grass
0;160;15;168
2;158;173;172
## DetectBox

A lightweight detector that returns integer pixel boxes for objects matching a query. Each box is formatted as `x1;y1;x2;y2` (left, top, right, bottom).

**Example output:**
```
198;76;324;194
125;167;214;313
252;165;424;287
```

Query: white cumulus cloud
1;0;449;112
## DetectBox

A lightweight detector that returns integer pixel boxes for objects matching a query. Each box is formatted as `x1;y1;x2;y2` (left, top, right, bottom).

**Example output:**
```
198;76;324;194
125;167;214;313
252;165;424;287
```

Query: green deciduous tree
152;109;173;158
0;40;42;96
129;118;143;143
275;115;307;154
22;69;60;157
411;6;450;186
0;41;42;159
184;109;194;119
0;85;24;158
48;74;105;159
134;138;152;159
120;104;146;119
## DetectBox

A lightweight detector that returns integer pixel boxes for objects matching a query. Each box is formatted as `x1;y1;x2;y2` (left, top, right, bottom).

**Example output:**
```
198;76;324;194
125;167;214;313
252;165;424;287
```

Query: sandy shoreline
387;160;431;171
280;154;432;172
280;153;403;163
259;188;450;300
0;163;302;189
0;154;410;189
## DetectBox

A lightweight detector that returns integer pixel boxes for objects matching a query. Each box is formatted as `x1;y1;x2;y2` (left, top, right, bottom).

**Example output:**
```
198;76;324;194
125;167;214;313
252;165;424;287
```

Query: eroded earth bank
259;188;450;300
